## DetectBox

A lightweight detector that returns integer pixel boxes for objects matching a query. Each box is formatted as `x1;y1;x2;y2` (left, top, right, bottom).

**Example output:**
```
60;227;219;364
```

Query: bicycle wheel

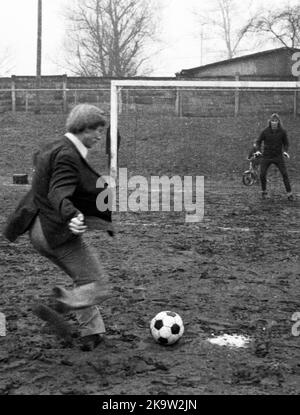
242;171;255;186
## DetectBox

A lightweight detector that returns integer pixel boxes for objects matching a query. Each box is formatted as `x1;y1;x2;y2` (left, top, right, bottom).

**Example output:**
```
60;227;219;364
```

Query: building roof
178;47;300;76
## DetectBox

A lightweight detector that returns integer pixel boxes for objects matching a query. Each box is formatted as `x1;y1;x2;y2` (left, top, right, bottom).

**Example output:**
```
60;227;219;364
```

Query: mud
0;113;299;395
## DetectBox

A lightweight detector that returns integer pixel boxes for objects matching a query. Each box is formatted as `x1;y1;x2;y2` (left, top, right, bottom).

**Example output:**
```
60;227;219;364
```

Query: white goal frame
110;79;300;179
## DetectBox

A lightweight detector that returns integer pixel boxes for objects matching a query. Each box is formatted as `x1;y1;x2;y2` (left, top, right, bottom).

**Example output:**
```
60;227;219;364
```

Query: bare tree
62;0;158;76
243;5;300;48
194;0;257;60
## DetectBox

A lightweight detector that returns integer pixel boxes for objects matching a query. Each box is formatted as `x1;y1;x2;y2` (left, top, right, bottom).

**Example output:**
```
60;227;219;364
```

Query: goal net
105;80;300;222
109;80;300;178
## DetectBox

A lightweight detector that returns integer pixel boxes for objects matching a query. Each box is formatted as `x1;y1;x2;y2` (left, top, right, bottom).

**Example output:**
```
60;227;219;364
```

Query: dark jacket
3;136;112;248
255;126;289;158
3;188;38;243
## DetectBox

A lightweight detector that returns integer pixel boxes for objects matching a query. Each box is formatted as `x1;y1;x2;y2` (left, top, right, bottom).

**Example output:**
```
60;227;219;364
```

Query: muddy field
0;112;299;395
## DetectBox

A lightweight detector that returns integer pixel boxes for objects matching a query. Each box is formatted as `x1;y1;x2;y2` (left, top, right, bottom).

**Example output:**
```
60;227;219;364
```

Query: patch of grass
1;112;299;183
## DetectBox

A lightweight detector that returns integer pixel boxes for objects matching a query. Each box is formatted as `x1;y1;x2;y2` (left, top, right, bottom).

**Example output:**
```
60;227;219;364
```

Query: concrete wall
0;74;299;118
0;75;175;114
0;75;113;113
178;89;298;117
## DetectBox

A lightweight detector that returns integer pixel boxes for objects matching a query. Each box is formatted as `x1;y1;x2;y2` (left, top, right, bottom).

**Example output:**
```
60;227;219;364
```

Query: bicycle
242;153;261;186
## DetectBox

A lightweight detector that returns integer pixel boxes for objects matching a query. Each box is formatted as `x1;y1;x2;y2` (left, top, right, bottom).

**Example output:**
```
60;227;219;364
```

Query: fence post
11;75;16;113
62;74;68;113
175;88;182;117
293;76;300;119
34;75;42;114
125;89;129;113
25;92;29;112
234;73;240;117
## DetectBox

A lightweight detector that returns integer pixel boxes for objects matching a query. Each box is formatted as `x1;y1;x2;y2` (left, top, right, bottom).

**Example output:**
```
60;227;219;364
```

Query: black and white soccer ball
150;311;184;345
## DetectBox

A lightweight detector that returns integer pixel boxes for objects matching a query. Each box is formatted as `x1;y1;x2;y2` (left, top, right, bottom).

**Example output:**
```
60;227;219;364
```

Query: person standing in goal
254;113;294;201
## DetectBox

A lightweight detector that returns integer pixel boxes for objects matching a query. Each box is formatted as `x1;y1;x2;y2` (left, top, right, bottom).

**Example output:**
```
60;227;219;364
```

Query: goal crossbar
111;80;300;89
109;79;300;179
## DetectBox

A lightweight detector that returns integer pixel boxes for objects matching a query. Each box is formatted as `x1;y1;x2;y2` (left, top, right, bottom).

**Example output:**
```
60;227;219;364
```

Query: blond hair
66;104;106;134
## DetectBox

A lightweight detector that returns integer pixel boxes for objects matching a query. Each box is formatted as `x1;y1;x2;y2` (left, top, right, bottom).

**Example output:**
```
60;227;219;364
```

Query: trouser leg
274;157;292;193
29;216;108;337
260;158;272;192
75;306;105;337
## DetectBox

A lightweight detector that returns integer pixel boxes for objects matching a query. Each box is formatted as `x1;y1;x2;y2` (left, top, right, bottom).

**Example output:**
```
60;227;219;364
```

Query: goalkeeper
254;113;294;200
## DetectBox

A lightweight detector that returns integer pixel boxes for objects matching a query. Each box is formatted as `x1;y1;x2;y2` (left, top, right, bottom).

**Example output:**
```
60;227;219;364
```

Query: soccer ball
150;311;184;345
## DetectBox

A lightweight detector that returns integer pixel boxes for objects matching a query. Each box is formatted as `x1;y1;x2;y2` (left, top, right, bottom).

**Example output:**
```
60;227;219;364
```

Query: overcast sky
0;0;297;76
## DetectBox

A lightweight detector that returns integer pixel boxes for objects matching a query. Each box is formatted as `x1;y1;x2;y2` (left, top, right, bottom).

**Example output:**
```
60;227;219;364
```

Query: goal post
109;79;300;180
110;81;119;182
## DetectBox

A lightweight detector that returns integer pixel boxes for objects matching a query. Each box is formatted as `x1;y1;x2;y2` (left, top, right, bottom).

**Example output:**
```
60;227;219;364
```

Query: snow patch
207;334;251;349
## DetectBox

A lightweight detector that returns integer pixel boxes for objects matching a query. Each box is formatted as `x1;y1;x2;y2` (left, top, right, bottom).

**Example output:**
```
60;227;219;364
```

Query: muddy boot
32;303;73;343
47;297;68;314
80;334;104;352
287;192;294;201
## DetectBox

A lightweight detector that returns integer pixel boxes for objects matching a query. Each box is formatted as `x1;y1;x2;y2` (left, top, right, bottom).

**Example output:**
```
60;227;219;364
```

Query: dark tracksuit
255;126;292;193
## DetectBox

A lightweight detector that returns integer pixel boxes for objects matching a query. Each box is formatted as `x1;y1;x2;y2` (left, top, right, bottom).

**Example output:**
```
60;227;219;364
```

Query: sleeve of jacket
255;130;265;152
48;151;81;221
282;130;289;152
